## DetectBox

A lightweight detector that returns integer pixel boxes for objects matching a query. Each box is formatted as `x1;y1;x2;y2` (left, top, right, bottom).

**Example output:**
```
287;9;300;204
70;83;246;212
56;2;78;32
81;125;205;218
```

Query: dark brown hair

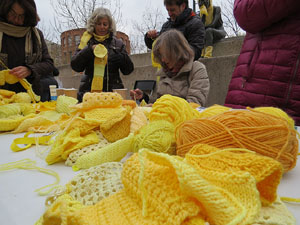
0;0;38;26
164;0;189;8
153;29;194;66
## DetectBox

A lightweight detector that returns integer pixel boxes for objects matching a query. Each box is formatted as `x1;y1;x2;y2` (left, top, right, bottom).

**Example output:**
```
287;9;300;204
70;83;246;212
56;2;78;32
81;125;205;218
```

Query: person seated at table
0;0;56;99
71;7;134;102
130;29;210;106
198;0;227;58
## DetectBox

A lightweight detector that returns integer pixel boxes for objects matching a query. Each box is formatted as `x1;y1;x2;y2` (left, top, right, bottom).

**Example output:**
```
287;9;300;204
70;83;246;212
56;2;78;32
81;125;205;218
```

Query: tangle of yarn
133;120;176;155
176;109;298;172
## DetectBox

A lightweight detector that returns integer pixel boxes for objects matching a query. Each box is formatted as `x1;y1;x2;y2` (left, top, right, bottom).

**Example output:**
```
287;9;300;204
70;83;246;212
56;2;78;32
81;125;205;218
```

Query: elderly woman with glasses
0;0;58;101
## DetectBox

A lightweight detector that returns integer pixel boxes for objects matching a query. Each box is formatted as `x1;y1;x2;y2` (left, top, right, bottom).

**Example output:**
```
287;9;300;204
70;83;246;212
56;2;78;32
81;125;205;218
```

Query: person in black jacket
144;0;205;60
0;0;56;99
71;7;134;102
198;0;226;58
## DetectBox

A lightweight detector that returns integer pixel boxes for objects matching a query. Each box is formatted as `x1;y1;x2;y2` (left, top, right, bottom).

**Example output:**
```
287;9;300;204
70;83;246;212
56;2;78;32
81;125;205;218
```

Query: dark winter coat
0;28;55;97
224;0;300;125
144;8;205;60
71;34;134;102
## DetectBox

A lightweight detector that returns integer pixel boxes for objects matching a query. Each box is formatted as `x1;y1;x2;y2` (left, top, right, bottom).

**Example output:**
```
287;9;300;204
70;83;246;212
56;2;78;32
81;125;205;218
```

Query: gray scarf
0;21;42;65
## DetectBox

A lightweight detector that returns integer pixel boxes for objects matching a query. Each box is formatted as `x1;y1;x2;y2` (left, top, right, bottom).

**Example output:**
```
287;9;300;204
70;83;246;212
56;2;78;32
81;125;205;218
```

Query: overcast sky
35;0;222;36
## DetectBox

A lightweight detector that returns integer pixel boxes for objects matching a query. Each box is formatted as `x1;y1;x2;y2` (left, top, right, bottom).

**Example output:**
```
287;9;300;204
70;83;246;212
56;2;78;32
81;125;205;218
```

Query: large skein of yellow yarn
149;94;201;127
176;109;298;172
133;120;176;155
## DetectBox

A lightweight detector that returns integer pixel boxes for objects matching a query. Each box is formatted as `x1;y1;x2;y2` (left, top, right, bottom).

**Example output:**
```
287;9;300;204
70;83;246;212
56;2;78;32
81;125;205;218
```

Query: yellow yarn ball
133;120;175;155
199;104;231;118
252;107;295;128
149;94;200;127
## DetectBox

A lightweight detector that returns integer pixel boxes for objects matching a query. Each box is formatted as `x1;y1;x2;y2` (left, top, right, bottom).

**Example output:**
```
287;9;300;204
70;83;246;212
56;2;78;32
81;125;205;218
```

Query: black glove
108;53;123;68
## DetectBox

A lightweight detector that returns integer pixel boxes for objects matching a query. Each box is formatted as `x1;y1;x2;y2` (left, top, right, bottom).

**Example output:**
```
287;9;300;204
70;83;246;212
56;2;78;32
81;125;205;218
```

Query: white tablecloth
0;130;299;225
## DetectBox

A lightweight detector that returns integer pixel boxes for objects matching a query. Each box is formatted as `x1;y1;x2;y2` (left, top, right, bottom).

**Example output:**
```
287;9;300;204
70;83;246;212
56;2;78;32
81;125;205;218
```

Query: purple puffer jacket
224;0;300;125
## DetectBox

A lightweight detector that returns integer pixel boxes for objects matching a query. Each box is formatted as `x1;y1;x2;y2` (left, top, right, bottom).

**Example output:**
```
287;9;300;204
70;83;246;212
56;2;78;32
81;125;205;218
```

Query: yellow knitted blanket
39;144;285;225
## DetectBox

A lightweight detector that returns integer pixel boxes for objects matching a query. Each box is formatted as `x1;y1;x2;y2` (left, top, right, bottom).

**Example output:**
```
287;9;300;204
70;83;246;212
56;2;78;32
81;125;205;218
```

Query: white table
0;131;299;225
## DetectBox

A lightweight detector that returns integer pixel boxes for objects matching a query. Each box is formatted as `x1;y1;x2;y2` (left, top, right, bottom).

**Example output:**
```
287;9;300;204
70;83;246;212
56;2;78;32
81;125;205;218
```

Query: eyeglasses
9;8;25;20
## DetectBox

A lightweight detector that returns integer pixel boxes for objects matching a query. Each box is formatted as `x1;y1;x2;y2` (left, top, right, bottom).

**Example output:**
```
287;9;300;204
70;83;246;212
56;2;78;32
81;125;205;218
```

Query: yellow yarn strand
280;196;300;203
0;158;60;196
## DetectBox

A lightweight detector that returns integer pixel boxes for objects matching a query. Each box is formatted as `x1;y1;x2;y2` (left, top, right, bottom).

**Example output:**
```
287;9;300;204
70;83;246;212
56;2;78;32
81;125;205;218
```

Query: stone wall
57;36;245;106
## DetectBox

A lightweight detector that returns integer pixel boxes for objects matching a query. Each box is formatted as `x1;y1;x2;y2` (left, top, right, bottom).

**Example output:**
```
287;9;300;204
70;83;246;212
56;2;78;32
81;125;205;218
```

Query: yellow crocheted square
100;106;131;142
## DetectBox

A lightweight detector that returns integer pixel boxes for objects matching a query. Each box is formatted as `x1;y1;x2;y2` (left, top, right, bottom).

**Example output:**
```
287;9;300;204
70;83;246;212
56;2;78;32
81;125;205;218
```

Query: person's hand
130;88;143;100
10;66;31;79
147;30;158;39
108;53;123;67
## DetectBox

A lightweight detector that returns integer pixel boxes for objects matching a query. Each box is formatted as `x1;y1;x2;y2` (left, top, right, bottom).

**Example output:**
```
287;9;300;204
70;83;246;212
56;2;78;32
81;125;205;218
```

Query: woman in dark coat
0;0;56;100
71;7;134;102
224;0;300;125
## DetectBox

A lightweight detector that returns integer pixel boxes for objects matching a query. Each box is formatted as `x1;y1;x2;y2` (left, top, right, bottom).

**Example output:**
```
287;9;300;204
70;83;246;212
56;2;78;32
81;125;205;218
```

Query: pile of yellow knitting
36;145;296;225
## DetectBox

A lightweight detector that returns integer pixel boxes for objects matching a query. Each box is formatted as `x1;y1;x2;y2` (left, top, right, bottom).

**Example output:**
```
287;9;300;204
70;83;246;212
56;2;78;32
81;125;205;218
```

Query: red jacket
224;0;300;125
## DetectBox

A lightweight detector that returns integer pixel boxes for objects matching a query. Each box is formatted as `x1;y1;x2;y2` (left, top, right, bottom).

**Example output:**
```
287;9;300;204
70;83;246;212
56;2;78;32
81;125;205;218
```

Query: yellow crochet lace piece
0;158;60;196
67;162;124;205
73;92;123;111
253;197;296;224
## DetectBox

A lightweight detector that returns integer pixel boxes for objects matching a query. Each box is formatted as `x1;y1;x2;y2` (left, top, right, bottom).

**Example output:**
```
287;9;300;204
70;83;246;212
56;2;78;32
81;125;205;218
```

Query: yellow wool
0;114;35;132
45;129;99;165
149;94;201;127
68;149;260;225
252;106;295;128
130;106;148;133
253;197;296;225
42;194;84;225
176;109;299;172
199;104;231;118
83;106;127;130
0;103;21;118
56;95;78;115
72;134;134;171
13;115;59;134
61;116;100;136
67;162;124;205
73;92;123;111
133;120;176;154
0;88;15;97
65;131;110;166
12;92;31;103
35;101;57;112
100;106;131;142
185;144;283;206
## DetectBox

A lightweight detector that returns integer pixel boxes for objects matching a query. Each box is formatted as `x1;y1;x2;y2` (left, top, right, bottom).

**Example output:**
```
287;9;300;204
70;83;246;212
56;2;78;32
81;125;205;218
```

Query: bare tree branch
219;0;244;37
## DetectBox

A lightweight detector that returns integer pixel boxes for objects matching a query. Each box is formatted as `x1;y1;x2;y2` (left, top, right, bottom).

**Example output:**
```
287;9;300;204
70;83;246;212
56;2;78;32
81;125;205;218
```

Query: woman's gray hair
86;7;116;35
153;29;194;66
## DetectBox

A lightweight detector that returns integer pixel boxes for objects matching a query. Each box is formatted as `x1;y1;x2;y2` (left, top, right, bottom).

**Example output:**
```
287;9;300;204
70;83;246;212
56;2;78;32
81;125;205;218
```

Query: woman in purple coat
224;0;300;125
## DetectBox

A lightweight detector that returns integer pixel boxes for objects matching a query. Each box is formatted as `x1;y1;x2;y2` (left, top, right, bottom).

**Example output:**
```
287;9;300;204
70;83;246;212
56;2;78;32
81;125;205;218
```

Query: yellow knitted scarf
78;31;109;92
199;0;214;26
